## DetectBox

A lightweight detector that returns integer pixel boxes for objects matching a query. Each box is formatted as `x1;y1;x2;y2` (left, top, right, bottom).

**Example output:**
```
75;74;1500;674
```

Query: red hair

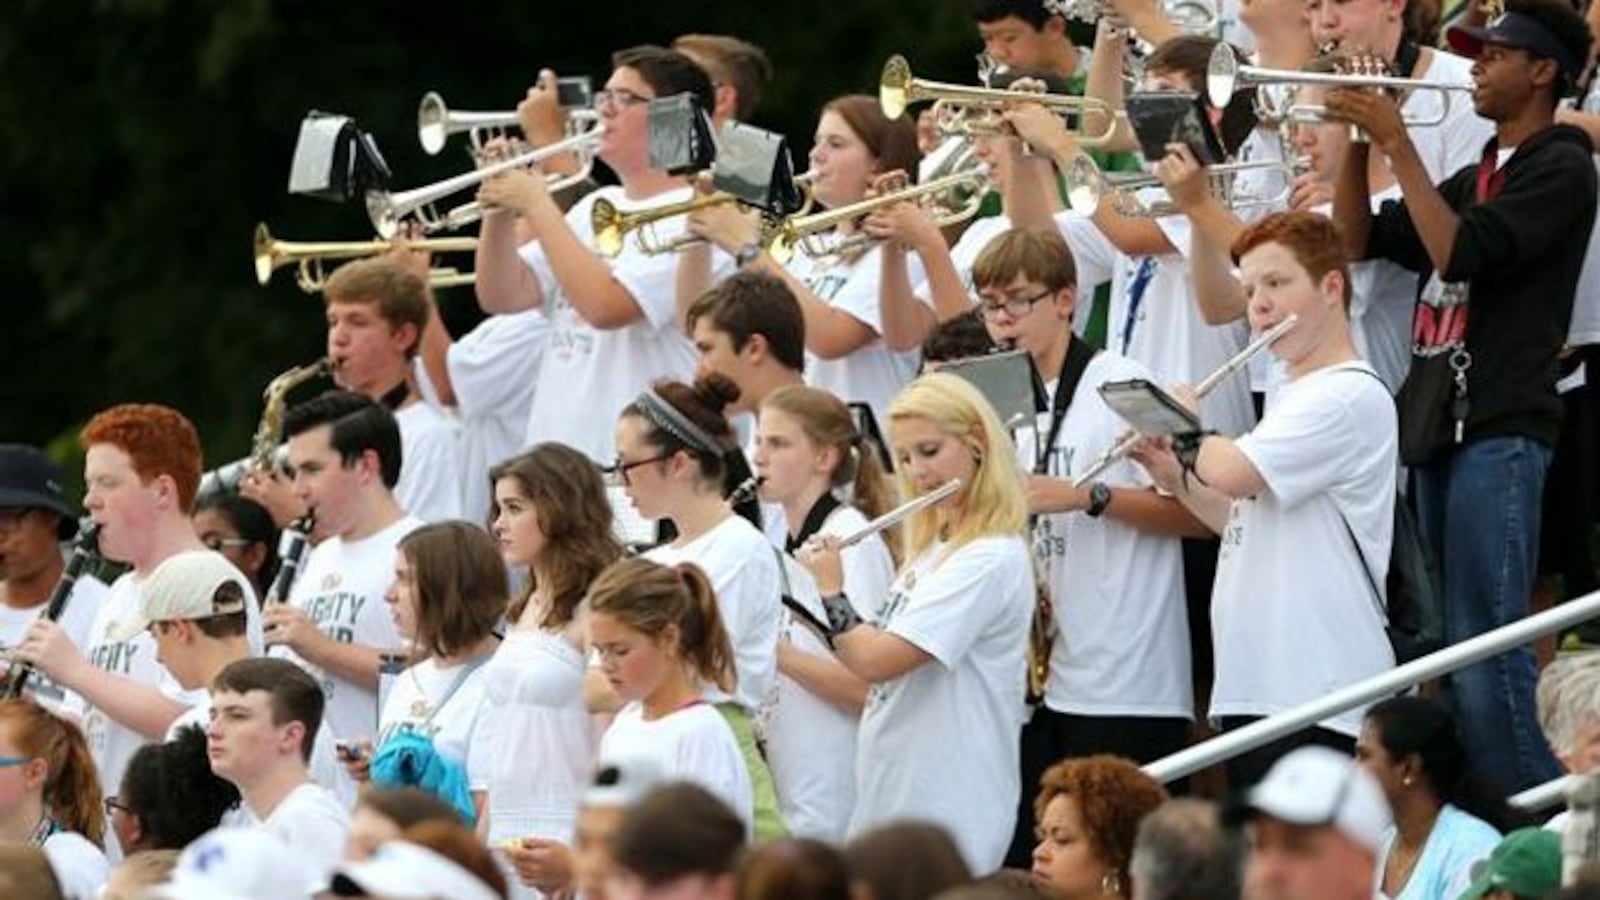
80;403;202;513
1230;212;1352;309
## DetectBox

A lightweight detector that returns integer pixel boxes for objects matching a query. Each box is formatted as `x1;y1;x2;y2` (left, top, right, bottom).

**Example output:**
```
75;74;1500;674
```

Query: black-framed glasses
103;796;133;816
977;287;1054;319
593;87;651;112
605;453;671;486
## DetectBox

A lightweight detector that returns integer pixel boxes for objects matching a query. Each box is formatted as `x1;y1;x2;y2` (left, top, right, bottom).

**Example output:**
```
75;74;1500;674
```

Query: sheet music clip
287;111;392;201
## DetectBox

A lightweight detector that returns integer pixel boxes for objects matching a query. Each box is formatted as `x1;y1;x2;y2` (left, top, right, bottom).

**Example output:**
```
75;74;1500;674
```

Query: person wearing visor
1230;746;1393;900
1328;0;1596;793
1457;827;1564;900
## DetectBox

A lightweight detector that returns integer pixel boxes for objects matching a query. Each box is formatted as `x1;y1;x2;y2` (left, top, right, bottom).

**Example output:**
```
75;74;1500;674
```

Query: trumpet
592;172;819;258
879;55;1118;147
1205;44;1472;123
1045;0;1220;33
1072;315;1299;486
254;223;478;292
366;126;604;238
1062;153;1301;218
417;90;601;156
765;165;991;264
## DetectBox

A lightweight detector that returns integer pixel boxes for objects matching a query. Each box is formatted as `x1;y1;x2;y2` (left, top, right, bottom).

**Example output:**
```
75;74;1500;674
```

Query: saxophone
198;358;332;499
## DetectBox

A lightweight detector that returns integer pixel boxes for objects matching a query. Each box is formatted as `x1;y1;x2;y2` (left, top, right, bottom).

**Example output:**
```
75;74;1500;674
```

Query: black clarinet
3;521;101;699
265;513;315;605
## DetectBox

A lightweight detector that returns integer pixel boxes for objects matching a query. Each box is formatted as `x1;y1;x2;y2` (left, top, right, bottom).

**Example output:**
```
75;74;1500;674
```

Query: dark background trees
1;0;979;486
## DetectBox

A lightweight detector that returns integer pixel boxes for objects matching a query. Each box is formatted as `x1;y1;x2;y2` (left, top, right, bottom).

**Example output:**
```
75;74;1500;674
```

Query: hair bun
692;373;742;417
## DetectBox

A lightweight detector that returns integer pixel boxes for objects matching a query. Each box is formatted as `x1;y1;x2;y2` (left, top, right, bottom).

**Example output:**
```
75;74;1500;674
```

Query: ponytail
588;558;737;694
0;699;105;847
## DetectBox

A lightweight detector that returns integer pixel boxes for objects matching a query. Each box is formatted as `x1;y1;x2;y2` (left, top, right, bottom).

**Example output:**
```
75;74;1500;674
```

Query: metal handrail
1510;774;1576;813
1144;590;1600;783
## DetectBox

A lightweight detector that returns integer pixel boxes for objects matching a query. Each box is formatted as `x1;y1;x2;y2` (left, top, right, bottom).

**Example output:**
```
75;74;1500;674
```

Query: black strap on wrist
820;592;864;646
1172;430;1216;491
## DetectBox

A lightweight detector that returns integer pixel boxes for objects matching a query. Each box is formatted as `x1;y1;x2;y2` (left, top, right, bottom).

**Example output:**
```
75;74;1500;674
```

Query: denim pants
1413;435;1563;792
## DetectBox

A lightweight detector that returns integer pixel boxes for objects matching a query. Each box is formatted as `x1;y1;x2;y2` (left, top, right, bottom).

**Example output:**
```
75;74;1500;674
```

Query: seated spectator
1459;828;1564;900
570;756;666;900
845;822;973;900
98;849;179;900
738;838;853;900
0;698;108;900
149;826;314;900
1357;696;1515;900
1030;756;1169;900
1130;799;1243;900
326;837;504;900
344;787;464;862
606;783;746;900
1536;653;1600;835
107;724;240;853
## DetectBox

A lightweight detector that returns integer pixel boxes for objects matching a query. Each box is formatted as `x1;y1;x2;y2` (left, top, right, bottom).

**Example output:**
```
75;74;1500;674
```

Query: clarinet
265;513;316;605
2;521;102;699
727;476;765;507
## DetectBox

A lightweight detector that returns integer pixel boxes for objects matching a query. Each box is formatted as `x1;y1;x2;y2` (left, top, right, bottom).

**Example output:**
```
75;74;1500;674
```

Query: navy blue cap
1448;11;1583;81
0;444;77;538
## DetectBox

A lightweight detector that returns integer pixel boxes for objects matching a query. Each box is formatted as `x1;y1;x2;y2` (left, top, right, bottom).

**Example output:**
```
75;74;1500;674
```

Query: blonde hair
887;373;1027;558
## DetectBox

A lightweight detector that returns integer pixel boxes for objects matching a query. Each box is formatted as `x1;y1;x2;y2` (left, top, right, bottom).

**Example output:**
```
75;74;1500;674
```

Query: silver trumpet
1063;152;1301;219
838;479;963;548
417;90;600;156
1072;315;1299;486
367;125;604;238
1046;0;1221;34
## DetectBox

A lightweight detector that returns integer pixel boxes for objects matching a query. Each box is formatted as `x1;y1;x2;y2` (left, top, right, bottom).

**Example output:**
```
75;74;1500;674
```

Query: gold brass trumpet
591;172;818;258
1205;44;1472;123
254;223;478;293
366;126;604;238
417;90;600;156
765;165;990;264
1062;153;1300;219
879;55;1118;147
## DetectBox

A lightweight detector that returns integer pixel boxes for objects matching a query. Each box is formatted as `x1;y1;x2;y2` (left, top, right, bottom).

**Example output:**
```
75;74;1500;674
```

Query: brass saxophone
198;358;332;499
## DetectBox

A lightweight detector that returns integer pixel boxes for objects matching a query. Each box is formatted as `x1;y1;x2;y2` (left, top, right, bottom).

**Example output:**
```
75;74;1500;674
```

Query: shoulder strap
1035;340;1101;474
1327;363;1389;619
423;656;488;728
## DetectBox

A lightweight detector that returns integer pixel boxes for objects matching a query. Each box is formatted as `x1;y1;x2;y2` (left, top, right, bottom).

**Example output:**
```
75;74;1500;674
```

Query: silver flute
1072;314;1299;487
838;479;964;548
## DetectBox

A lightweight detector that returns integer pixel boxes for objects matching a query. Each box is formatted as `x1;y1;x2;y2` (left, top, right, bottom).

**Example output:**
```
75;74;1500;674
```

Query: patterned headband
637;388;722;457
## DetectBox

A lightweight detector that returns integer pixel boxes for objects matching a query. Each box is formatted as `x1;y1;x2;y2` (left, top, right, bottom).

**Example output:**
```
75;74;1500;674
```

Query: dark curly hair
1034;755;1170;885
119;725;241;851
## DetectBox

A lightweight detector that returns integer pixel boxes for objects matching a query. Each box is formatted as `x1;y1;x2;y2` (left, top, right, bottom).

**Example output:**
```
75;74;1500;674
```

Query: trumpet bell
254;223;279;286
1063;154;1105;216
591;198;627;258
880;55;914;120
1207;42;1242;108
418;91;450;156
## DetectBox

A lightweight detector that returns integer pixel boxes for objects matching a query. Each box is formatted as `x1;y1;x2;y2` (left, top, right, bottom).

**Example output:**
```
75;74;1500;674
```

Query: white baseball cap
146;826;317;900
325;841;502;900
583;753;667;809
1237;746;1392;854
108;550;248;642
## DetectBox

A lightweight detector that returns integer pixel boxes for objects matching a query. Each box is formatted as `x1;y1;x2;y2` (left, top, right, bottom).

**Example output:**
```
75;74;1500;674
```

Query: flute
2;521;101;699
1072;314;1298;487
838;479;963;548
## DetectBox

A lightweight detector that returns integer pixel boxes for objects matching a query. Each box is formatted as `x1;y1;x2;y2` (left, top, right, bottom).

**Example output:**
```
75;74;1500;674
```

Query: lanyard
785;493;843;554
1121;257;1158;353
1035;339;1101;475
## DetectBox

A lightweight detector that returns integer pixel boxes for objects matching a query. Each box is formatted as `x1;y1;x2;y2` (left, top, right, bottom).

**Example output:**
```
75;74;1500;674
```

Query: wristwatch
1086;482;1113;518
820;592;864;644
733;241;763;268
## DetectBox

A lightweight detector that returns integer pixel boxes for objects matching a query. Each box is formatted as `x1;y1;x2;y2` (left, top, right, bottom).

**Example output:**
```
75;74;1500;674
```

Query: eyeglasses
593;87;651;112
0;755;35;769
200;534;252;552
605;454;671;486
103;796;133;816
977;287;1055;319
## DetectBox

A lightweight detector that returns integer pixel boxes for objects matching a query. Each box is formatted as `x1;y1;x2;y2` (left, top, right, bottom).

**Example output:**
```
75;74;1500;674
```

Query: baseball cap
147;827;316;900
583;754;667;808
1459;827;1563;900
325;841;502;900
0;444;77;539
107;550;248;642
1448;11;1584;81
1230;746;1392;854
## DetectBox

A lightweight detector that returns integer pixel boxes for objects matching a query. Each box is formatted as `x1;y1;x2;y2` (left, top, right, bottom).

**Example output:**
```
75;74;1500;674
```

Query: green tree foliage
0;0;978;481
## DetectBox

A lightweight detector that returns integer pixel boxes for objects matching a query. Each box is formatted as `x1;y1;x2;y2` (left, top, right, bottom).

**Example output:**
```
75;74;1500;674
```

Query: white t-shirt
850;534;1033;874
1341;188;1418;395
789;244;926;433
645;515;782;712
378;655;497;792
394;400;464;523
1014;351;1192;717
765;505;895;842
0;574;107;708
912;213;1013;306
518;185;733;463
1058;211;1256;437
42;831;109;900
66;563;260;799
248;781;350;885
1211;362;1397;736
276;516;422;745
599;701;754;831
444;310;550;523
1407;50;1495;184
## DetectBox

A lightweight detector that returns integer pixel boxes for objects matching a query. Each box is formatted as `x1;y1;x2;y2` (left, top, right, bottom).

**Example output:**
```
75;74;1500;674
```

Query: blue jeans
1413;435;1562;792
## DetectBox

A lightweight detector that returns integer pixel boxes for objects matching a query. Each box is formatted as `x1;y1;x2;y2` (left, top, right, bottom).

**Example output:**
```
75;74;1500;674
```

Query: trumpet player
473;47;729;466
671;34;772;126
964;229;1206;868
681;94;923;430
1329;0;1595;792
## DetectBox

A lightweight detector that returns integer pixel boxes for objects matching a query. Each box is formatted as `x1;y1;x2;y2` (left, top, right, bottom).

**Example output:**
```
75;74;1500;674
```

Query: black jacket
1367;123;1596;464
